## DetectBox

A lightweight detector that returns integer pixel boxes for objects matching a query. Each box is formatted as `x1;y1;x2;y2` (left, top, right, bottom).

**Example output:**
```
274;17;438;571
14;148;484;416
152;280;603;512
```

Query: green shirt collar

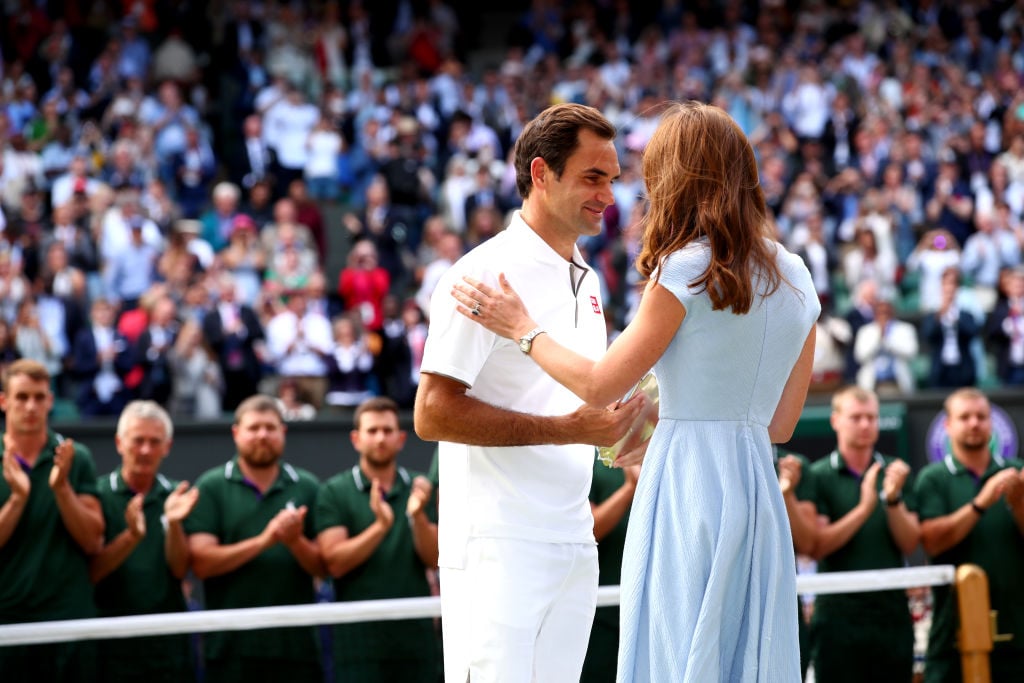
941;451;1007;477
351;464;411;496
107;469;174;501
0;430;69;470
223;456;300;496
829;449;887;474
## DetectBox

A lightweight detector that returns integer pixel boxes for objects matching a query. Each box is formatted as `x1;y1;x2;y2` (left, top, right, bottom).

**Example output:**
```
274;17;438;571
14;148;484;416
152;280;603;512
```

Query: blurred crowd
2;0;1024;421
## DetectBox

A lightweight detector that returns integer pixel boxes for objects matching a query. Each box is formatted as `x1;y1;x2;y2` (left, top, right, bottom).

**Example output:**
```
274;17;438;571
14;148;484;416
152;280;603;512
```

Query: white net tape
0;565;956;647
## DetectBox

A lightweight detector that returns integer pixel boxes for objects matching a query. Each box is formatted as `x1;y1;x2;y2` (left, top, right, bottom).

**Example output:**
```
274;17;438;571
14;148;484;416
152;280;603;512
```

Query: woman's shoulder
766;238;809;276
660;239;710;275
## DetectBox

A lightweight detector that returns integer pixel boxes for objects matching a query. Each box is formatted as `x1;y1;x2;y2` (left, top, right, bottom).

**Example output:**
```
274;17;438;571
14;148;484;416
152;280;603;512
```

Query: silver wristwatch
518;327;546;354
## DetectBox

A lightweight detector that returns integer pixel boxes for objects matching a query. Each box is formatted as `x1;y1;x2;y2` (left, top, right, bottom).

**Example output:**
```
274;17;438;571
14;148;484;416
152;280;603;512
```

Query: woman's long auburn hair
636;101;783;314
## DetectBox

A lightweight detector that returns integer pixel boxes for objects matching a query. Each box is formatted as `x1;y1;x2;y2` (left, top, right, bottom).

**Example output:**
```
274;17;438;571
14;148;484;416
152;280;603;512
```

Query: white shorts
440;537;599;683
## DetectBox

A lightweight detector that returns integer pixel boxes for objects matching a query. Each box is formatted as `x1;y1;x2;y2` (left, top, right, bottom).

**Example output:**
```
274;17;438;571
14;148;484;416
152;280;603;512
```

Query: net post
955;563;991;683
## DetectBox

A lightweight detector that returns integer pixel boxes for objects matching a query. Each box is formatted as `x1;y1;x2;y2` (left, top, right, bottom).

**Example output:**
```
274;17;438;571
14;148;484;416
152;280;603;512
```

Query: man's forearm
164;520;190;579
921;506;979;557
189;534;270;579
0;495;28;549
53;487;104;555
91;529;142;583
814;502;873;560
885;505;922;556
416;387;579;447
409;513;439;568
592;484;635;542
286;536;326;578
319;524;389;578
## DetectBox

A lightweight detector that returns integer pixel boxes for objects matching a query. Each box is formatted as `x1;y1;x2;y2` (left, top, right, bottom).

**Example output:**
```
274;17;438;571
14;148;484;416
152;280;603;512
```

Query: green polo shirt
774;448;815;680
582;458;630;683
913;454;1024;681
185;457;321;664
809;450;916;681
94;470;192;678
316;465;439;670
0;431;98;623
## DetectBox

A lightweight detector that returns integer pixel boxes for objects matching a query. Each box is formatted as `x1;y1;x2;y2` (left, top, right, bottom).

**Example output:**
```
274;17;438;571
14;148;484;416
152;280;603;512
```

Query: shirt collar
1;430;67;470
942;451;1007;477
109;470;175;499
507;210;590;272
223;456;299;496
830;449;887;476
351;464;412;495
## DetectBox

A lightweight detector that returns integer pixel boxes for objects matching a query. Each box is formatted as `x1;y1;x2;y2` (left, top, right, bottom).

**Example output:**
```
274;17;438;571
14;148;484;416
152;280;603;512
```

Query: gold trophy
596;373;659;467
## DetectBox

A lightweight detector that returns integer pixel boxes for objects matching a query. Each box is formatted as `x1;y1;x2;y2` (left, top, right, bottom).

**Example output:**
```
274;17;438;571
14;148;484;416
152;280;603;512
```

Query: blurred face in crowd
333;316;357;345
151;297;177;326
873;300;894;327
273;198;296;224
831;393;880;454
945;393;991;454
91;300;115;327
351;408;405;469
117;416;171;484
233;409;286;469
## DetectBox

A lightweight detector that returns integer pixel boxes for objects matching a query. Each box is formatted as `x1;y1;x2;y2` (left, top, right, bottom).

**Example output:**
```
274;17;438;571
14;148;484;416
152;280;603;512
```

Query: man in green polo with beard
317;396;440;682
186;394;324;682
915;388;1024;682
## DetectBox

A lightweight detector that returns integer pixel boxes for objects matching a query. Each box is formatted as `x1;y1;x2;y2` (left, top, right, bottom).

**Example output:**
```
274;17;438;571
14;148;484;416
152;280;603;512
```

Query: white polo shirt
421;211;608;569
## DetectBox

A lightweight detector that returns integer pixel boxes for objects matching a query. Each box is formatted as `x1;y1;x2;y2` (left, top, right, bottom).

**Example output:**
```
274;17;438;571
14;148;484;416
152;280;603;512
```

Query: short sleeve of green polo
315;474;351;533
297;469;320;539
184;466;224;537
911;464;948;521
69;440;99;498
807;457;835;519
896;458;919;513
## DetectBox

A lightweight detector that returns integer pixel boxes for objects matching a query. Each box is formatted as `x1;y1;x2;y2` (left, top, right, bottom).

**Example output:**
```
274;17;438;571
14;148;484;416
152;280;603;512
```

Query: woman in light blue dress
452;101;820;682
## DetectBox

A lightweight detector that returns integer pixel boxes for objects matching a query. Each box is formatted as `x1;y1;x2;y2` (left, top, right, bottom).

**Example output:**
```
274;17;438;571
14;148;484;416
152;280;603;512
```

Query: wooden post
955;564;991;683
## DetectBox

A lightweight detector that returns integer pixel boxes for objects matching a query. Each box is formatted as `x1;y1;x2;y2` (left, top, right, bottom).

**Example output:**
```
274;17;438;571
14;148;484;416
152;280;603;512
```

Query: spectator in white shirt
304;117;342;202
263;83;320;189
782;65;833;141
265;288;333;408
961;210;1022;311
854;295;920;396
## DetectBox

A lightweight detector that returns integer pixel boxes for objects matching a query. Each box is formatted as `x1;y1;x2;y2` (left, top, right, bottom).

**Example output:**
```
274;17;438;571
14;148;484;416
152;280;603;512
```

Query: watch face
519;339;530;353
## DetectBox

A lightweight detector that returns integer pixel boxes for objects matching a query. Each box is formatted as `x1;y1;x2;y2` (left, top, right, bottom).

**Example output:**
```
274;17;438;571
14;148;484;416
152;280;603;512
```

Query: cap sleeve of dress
652;242;711;308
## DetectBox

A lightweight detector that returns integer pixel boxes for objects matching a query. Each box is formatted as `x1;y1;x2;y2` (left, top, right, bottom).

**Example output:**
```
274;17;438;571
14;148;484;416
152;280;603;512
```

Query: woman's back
619;238;819;683
654;238;819;425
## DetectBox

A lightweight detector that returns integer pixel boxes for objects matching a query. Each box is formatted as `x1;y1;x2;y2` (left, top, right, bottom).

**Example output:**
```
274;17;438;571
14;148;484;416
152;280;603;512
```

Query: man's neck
238;458;280;493
839;446;874;474
360;457;397;491
122;468;155;495
519;205;576;262
6;430;49;464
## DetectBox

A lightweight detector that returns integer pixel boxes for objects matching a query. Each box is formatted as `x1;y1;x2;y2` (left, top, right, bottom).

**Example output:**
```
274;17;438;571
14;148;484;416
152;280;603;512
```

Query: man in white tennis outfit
415;103;641;682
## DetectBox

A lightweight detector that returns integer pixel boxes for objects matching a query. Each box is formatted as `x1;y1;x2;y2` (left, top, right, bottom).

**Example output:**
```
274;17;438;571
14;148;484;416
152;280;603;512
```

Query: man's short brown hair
513;103;616;199
353;396;400;430
2;359;50;393
234;394;284;424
